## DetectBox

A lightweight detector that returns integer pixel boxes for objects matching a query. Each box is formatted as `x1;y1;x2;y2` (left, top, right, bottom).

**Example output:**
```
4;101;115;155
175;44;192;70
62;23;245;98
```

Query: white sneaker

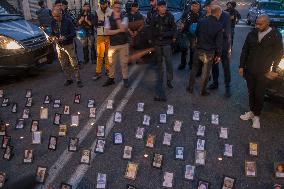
240;111;254;121
252;116;260;129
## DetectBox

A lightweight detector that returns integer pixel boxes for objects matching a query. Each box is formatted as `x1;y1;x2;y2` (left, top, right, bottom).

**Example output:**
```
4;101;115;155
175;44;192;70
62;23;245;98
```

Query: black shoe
208;83;218;90
167;80;174;89
154;96;167;102
186;86;193;94
92;74;102;81
178;64;186;70
123;79;129;88
102;78;115;87
77;81;83;88
225;87;231;98
83;60;89;64
64;80;73;86
200;90;210;96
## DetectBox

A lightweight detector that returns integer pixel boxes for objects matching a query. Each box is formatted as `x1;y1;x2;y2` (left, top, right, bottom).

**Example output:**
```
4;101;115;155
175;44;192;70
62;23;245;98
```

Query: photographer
50;8;83;88
77;2;97;64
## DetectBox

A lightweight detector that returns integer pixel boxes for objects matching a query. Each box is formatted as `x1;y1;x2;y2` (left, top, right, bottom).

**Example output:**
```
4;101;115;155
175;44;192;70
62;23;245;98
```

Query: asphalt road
1;5;284;189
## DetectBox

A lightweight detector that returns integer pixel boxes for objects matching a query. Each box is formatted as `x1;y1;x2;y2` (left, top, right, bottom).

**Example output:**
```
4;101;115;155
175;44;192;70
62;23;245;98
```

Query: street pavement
1;5;284;189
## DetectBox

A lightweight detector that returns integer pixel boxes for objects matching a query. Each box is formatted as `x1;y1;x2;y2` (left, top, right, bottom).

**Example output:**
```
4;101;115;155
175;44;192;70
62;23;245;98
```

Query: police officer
128;2;145;50
178;1;202;70
102;1;130;88
225;1;241;46
93;0;113;80
146;0;158;25
77;2;97;64
61;0;77;25
50;8;83;88
150;0;177;101
36;0;52;28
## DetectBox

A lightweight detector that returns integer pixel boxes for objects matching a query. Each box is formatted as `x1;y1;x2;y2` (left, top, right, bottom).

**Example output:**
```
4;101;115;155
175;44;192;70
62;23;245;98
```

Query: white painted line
37;65;140;189
67;68;146;189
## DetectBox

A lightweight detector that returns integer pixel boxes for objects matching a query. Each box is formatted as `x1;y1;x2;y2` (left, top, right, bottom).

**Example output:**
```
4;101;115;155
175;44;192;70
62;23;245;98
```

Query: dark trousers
212;49;231;87
231;27;235;47
180;37;196;68
81;35;96;64
245;73;269;116
155;45;173;98
188;49;214;92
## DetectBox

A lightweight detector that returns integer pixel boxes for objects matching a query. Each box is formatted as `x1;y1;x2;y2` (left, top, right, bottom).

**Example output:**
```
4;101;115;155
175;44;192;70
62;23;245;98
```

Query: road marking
36;65;140;189
67;68;146;188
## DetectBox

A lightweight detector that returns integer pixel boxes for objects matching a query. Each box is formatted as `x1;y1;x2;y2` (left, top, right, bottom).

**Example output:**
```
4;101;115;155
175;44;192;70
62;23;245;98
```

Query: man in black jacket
225;1;241;46
77;2;97;64
187;5;223;95
146;0;158;25
50;8;83;88
178;1;203;70
150;0;177;101
208;0;232;98
36;0;52;28
239;15;283;128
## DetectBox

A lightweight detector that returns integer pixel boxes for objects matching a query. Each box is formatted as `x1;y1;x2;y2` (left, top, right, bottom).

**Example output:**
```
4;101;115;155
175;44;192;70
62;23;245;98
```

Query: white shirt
258;27;272;42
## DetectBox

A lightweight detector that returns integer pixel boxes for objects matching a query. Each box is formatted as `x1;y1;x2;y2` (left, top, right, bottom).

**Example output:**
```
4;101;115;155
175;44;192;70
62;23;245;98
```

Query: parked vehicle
247;0;284;26
266;27;284;100
0;13;54;74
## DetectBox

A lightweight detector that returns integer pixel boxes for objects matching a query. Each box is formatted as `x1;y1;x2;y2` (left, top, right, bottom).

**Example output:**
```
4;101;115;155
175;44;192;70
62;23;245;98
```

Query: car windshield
259;2;283;10
138;0;185;11
0;14;23;22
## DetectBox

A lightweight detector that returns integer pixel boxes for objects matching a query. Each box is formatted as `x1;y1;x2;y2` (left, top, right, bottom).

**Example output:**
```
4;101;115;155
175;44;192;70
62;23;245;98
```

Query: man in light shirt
102;1;130;88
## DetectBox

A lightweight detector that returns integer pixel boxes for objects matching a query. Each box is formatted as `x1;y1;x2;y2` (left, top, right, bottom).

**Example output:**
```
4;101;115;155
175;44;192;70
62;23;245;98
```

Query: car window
259;2;283;10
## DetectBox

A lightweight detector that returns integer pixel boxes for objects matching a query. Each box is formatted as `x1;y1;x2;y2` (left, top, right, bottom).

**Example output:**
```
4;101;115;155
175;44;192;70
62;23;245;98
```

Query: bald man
239;15;283;128
50;8;83;87
187;5;223;96
208;0;232;98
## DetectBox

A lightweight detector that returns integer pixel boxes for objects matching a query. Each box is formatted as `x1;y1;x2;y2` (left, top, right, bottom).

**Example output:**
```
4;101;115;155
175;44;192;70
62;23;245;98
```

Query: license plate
38;57;47;63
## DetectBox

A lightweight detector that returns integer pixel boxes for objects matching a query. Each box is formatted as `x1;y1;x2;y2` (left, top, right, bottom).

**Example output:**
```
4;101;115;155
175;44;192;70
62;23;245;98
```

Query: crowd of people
36;0;283;128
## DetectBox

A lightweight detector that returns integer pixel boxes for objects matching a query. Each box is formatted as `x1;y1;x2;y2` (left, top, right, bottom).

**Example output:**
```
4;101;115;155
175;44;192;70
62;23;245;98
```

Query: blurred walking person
36;0;52;28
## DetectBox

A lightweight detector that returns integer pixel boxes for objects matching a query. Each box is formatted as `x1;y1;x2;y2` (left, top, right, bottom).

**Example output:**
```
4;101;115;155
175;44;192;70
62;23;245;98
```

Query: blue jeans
155;45;173;98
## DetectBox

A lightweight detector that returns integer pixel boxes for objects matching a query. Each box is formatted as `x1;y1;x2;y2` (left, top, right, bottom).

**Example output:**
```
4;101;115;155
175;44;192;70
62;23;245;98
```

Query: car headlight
279;58;284;69
0;35;23;50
